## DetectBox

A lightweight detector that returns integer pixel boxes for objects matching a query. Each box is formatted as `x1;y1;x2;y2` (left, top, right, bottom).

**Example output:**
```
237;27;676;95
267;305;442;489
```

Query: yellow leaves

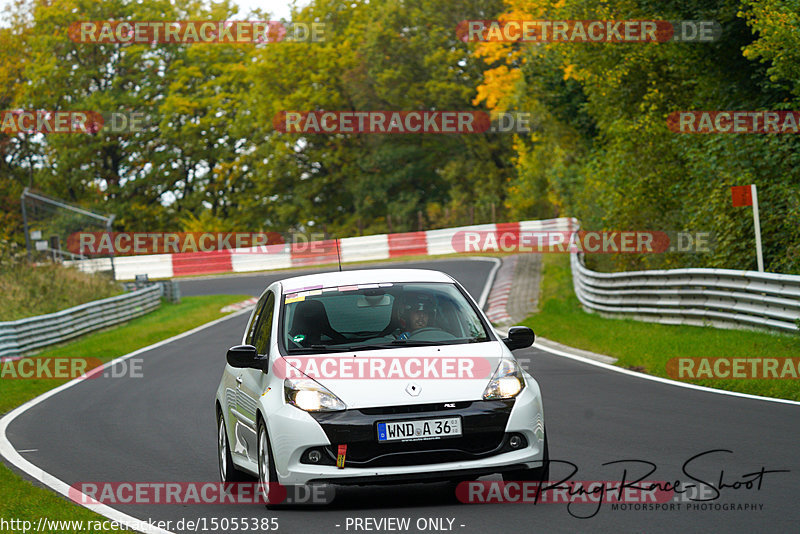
472;64;521;111
471;9;534;63
501;8;536;22
471;10;530;112
473;38;518;64
471;3;568;112
502;0;550;18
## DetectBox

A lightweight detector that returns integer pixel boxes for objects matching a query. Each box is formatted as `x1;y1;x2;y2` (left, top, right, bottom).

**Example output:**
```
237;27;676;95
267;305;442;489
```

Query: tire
218;412;248;483
502;433;549;483
257;419;280;509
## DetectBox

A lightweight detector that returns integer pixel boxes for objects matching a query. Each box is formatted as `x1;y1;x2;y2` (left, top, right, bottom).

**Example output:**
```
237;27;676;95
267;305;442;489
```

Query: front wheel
502;433;549;483
218;413;248;483
257;420;280;508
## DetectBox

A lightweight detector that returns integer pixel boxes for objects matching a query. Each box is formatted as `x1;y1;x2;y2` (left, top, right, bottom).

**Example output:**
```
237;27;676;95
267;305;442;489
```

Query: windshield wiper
390;338;489;346
311;341;439;351
288;338;490;352
388;339;442;346
326;343;403;351
286;344;354;353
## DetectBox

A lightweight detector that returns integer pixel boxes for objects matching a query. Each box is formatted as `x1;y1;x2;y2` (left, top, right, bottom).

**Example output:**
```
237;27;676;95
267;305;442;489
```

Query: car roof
279;268;455;293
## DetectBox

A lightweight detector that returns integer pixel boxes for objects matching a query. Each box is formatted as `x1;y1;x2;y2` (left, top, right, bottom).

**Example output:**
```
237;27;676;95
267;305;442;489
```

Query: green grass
0;464;139;534
524;254;800;401
0;294;250;532
0;262;124;321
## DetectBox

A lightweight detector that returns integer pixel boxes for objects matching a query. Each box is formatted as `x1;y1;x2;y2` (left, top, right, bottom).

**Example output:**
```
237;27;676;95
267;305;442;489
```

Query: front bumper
265;379;545;486
308;399;517;468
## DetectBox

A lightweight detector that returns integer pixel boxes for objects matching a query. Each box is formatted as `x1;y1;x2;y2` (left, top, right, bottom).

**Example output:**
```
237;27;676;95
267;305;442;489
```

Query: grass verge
0;294;250;532
0;262;123;321
523;254;800;401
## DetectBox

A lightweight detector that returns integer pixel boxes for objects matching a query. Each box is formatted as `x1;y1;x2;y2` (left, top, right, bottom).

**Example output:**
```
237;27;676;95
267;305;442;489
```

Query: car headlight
482;358;525;400
284;377;347;412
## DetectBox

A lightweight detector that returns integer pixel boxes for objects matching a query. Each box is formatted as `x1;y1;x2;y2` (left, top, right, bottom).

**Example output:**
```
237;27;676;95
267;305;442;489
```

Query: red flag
731;185;753;207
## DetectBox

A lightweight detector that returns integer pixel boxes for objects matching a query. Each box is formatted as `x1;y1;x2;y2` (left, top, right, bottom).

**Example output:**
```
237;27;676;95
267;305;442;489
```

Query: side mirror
503;326;535;351
226;345;263;369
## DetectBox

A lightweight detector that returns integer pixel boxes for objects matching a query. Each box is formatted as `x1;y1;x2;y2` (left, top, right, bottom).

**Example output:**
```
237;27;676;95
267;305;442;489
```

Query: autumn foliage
0;0;798;273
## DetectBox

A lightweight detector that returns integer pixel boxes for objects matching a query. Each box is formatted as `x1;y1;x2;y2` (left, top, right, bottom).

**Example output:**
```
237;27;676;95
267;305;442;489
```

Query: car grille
358;401;472;415
310;399;514;468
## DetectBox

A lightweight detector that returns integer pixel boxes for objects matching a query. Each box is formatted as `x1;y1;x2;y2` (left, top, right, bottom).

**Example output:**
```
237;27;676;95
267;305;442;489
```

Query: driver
408;306;430;331
395;293;437;340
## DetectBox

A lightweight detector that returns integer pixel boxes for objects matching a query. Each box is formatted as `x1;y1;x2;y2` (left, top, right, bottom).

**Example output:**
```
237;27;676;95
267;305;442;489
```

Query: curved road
4;259;799;533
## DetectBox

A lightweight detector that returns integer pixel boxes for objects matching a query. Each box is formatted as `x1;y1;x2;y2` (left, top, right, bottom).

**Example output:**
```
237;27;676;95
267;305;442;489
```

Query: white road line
483;256;517;325
476;257;502;309
0;307;253;534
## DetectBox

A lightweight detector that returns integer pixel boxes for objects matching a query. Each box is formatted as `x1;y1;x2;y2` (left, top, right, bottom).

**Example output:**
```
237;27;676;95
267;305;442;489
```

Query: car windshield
280;282;490;353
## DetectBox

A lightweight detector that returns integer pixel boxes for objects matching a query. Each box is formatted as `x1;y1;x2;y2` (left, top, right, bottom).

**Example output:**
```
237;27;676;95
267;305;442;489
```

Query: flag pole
751;184;764;272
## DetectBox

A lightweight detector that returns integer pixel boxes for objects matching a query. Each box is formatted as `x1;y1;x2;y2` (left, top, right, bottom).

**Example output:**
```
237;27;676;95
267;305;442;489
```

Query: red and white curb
66;218;577;280
485;256;518;325
220;297;258;313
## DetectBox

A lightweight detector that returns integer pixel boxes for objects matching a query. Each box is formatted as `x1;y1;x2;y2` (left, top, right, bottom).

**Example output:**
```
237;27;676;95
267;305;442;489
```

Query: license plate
377;417;462;442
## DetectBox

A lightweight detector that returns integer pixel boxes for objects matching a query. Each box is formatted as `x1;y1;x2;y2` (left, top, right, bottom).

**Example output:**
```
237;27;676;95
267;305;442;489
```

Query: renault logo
405;383;421;396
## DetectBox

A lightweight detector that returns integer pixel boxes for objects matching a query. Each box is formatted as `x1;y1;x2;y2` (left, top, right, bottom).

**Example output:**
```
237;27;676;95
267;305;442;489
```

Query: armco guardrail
0;285;161;360
571;252;800;333
121;279;181;303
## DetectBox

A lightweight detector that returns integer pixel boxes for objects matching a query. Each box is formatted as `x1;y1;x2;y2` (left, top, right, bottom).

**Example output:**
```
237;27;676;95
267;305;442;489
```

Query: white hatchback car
215;269;547;503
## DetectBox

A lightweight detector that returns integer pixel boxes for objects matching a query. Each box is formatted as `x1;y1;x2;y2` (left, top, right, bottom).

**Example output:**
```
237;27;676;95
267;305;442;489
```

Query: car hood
280;341;507;409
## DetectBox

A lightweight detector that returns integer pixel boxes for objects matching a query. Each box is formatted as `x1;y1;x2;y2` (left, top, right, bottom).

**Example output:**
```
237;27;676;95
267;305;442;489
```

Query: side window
251;292;276;356
245;293;269;346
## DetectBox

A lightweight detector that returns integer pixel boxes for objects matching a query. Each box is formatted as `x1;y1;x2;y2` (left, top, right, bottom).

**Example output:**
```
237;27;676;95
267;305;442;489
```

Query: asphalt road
5;258;799;533
176;259;497;298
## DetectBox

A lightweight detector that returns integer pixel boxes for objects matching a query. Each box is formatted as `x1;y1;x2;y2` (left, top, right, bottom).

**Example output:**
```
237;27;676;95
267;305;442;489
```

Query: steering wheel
408;327;457;341
408;327;442;337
